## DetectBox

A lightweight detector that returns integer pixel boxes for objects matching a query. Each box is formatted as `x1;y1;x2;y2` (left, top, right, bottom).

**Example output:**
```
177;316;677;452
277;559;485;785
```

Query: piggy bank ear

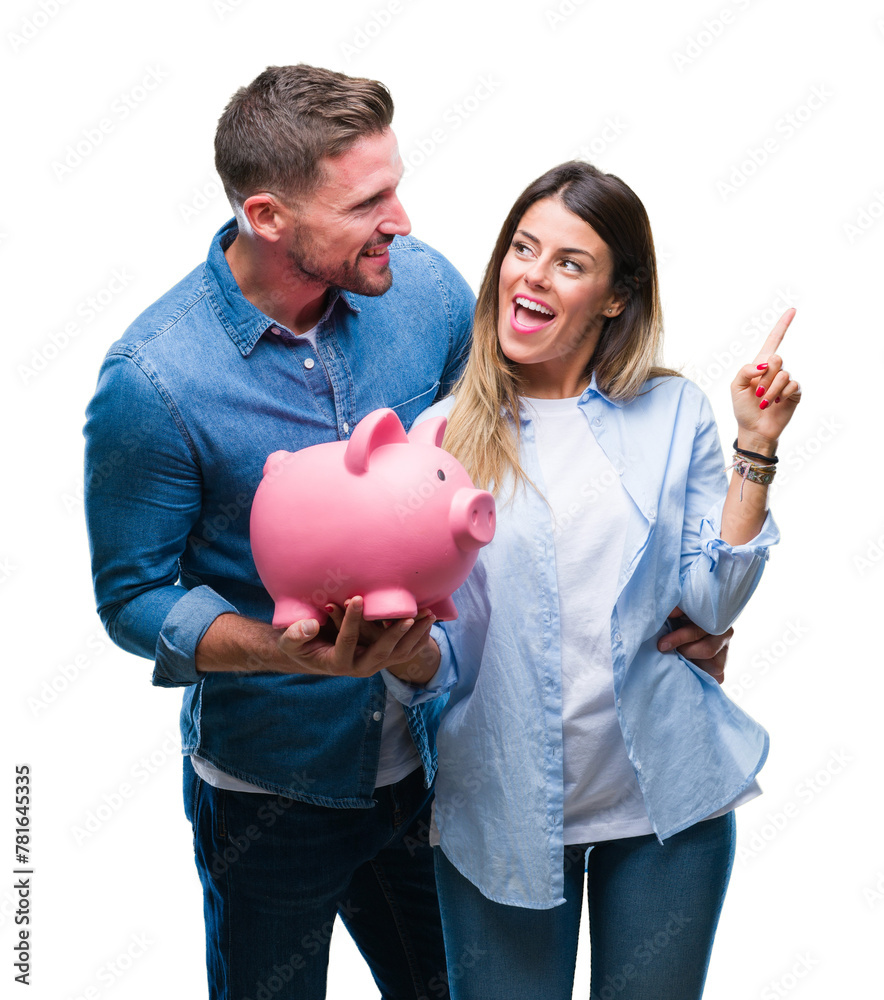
345;408;408;474
407;416;447;448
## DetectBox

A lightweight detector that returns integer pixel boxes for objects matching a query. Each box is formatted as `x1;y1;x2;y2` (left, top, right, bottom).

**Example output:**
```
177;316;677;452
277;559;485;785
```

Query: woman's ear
603;296;626;319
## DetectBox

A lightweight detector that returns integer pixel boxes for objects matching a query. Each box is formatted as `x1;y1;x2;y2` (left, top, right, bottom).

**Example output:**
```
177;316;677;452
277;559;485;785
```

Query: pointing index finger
753;308;796;365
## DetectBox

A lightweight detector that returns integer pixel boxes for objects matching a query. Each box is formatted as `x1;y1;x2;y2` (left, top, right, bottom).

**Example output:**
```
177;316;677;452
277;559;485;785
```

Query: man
84;64;731;1000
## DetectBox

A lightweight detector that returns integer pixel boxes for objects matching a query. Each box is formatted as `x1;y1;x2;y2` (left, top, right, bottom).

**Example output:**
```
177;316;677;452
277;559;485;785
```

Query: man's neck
224;233;330;335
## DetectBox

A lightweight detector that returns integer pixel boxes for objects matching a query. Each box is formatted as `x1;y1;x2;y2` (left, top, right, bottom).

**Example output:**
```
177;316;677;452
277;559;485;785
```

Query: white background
3;0;881;997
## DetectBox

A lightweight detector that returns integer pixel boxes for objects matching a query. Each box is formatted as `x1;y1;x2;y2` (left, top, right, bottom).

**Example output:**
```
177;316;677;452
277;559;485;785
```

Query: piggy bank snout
450;488;496;551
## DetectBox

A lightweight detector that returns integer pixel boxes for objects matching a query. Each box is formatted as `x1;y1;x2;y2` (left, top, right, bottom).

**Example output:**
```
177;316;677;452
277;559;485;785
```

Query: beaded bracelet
728;454;777;500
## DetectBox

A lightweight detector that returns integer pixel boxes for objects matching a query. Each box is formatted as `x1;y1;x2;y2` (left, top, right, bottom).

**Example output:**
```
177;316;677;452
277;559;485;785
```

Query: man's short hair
215;63;395;210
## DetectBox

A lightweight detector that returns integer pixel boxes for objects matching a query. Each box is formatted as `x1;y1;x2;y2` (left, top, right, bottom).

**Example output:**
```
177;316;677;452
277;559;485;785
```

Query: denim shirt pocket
387;380;442;430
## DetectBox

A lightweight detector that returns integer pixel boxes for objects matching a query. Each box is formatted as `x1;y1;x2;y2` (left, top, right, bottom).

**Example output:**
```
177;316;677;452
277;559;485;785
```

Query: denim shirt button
372;711;382;722
343;422;350;434
304;358;315;370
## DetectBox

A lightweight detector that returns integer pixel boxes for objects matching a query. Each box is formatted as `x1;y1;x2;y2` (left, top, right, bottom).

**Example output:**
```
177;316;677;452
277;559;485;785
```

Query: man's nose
382;194;411;237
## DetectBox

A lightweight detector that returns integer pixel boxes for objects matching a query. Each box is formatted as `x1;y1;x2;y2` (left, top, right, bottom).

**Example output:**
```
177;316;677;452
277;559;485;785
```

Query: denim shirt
385;376;778;907
84;219;474;805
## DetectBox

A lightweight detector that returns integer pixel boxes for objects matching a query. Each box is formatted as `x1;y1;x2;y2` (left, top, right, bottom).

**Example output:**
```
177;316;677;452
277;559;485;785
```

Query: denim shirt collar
203;218;360;357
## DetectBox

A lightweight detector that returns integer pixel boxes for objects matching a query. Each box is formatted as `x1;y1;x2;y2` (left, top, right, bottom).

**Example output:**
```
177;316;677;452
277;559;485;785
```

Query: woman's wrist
386;639;441;687
735;430;779;458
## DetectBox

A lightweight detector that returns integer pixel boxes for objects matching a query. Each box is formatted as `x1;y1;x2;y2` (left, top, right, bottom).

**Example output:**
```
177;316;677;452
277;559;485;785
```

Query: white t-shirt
527;395;758;843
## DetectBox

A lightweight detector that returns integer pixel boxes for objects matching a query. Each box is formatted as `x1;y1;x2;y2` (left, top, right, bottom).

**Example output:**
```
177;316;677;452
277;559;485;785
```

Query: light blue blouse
384;374;778;909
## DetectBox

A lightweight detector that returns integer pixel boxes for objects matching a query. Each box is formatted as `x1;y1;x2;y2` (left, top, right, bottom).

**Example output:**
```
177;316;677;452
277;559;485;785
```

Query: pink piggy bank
250;408;496;627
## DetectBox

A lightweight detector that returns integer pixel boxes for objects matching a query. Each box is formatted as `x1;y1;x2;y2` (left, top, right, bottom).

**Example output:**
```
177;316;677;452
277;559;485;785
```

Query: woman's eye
560;258;581;272
512;241;533;256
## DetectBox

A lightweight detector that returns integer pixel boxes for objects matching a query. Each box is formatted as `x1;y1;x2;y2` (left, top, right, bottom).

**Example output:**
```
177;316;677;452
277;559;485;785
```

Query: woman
383;161;800;999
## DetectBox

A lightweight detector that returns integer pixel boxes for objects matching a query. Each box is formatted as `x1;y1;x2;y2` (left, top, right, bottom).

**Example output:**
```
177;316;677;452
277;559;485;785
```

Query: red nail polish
756;364;769;370
759;399;770;410
755;386;766;398
774;397;781;404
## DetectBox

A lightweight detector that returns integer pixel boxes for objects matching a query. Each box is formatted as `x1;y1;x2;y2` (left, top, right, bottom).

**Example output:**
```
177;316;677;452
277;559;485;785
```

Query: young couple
86;63;799;1000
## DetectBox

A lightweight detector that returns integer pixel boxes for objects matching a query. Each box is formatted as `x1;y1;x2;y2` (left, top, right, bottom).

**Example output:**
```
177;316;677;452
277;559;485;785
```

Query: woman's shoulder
635;373;709;410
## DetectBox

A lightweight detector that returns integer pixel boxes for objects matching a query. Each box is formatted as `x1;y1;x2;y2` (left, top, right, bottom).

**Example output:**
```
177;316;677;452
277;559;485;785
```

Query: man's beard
286;231;393;298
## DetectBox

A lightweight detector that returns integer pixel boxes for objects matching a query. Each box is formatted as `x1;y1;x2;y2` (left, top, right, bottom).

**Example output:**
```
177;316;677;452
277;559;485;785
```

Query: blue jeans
183;757;448;1000
433;813;736;1000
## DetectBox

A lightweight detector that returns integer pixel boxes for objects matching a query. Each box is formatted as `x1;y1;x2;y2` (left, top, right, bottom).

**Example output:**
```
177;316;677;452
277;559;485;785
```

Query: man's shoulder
388;235;471;289
106;261;209;361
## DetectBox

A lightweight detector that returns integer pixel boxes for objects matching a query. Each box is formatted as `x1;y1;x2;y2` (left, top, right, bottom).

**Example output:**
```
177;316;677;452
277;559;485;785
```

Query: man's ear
240;193;289;243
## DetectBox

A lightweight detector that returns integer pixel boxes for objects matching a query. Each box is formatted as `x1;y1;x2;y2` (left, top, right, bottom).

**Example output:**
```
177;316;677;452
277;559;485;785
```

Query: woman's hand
731;308;802;454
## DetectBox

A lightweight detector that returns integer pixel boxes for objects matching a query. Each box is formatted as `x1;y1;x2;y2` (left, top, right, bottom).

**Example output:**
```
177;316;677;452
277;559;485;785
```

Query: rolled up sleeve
677;391;781;634
382;623;458;706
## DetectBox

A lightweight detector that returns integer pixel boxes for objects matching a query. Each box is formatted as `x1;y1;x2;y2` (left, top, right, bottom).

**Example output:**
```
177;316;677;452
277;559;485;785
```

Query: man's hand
280;597;438;679
658;607;732;685
321;599;441;686
195;598;437;680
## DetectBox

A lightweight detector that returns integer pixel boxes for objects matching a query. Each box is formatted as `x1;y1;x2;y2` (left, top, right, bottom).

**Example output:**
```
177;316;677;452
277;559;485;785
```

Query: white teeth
515;296;553;316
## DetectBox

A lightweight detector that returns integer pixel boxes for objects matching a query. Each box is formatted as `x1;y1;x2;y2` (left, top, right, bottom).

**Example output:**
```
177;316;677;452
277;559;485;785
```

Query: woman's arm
721;308;802;545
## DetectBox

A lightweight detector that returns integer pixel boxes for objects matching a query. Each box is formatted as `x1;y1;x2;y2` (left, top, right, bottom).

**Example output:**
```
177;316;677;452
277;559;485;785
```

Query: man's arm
85;355;432;685
196;598;439;680
658;608;732;684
